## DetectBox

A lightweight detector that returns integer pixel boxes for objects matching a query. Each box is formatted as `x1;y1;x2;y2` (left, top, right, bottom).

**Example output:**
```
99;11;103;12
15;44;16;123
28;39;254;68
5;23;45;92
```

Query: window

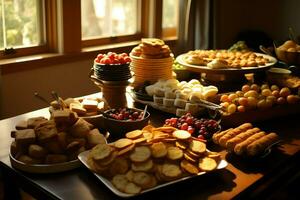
1;0;179;61
81;0;140;46
162;0;179;38
0;0;46;57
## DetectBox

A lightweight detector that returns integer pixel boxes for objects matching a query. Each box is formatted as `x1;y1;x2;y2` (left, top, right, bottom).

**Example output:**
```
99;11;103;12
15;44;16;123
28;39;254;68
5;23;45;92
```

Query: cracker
109;157;129;175
173;130;191;140
154;126;177;133
126;130;143;139
142;131;153;141
125;170;135;182
180;160;199;175
124;182;141;194
186;149;201;159
90;143;113;161
132;137;147;144
151;142;167;158
167;146;183;160
198;157;217;171
189;140;206;154
129;146;151;162
207;151;221;162
161;163;182;180
112;174;128;192
117;143;135;156
132;159;153;172
97;150;117;166
142;125;155;133
183;153;197;163
175;140;188;150
132;172;152;189
114;138;133;149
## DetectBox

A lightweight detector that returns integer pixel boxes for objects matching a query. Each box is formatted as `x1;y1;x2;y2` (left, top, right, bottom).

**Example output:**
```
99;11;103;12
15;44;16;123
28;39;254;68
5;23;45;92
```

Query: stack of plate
130;54;174;87
93;62;132;81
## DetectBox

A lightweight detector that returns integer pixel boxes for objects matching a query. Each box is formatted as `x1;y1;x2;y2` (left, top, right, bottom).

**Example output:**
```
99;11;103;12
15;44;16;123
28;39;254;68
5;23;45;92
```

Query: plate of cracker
78;125;228;197
176;51;277;74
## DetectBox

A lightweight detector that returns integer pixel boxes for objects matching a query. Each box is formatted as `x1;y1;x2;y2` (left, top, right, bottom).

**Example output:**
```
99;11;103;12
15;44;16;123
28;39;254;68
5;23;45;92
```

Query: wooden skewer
34;92;50;105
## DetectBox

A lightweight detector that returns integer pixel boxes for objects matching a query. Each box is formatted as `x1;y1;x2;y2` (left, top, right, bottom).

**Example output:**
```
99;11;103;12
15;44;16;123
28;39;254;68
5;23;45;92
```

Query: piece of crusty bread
15;129;36;146
69;118;93;138
28;144;47;159
87;129;106;148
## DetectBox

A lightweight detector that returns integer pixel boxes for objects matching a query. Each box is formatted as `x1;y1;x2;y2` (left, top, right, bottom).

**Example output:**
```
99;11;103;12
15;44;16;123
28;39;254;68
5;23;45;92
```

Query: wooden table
1;93;300;200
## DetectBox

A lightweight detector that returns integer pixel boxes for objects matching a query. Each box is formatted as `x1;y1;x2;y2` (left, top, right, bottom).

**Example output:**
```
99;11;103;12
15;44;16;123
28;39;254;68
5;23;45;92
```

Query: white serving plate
78;150;228;198
176;52;277;74
10;152;82;174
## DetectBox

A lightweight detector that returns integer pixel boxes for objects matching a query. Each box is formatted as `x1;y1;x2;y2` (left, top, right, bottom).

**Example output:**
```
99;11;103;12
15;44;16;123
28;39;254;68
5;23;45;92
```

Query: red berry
186;117;193;125
181;123;188;130
117;114;124;120
132;111;139;119
197;135;205;139
187;126;195;134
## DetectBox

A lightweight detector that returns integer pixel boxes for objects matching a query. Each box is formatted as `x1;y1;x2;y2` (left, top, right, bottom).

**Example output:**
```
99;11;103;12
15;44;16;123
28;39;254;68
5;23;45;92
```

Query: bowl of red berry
93;52;132;82
102;107;150;140
164;113;220;141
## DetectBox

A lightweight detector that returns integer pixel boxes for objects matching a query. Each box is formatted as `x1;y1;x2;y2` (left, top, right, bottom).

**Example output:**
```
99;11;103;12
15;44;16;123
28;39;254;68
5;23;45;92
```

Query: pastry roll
246;132;279;156
218;123;252;147
226;127;260;152
234;131;266;155
212;128;233;144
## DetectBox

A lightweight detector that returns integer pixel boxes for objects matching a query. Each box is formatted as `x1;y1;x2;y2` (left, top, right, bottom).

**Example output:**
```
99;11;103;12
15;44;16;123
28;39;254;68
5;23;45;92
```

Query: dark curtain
176;0;215;55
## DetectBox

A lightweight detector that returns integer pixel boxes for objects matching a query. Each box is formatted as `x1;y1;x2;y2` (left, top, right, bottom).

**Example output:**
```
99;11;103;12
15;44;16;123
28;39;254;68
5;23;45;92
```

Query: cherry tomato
124;56;131;63
97;53;104;60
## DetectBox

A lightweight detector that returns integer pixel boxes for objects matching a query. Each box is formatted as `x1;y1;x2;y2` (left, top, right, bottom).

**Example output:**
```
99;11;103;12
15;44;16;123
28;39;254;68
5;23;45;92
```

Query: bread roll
212;128;233;144
226;127;260;152
27;117;48;128
69;118;92;138
218;123;253;147
234;131;266;155
15;129;36;146
35;121;58;144
18;155;41;164
87;129;106;148
246;133;279;156
28;144;47;159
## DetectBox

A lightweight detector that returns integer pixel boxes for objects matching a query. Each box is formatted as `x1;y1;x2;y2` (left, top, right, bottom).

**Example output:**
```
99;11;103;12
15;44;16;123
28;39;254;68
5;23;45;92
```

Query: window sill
0;39;177;75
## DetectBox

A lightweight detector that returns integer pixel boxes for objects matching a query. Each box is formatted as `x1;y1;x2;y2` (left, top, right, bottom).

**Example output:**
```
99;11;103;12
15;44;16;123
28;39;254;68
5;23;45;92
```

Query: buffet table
0;93;300;200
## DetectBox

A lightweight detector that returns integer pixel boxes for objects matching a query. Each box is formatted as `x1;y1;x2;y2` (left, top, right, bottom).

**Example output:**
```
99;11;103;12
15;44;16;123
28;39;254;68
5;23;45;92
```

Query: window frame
81;0;149;48
0;0;57;59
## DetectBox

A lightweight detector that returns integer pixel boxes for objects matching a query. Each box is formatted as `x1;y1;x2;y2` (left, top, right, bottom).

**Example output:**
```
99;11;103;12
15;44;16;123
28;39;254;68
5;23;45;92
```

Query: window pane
162;0;179;37
0;0;42;50
81;0;138;40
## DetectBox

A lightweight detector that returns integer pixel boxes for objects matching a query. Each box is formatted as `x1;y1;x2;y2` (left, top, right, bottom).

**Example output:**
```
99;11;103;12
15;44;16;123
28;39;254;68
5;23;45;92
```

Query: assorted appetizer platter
78;125;228;197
